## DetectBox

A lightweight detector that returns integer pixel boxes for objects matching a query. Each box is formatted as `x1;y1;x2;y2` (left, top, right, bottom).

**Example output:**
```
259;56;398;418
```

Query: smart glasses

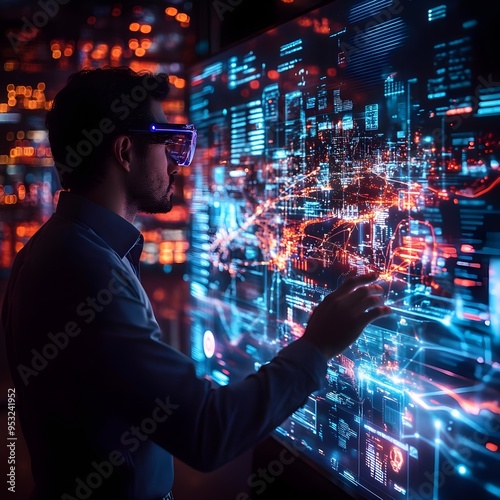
129;123;197;166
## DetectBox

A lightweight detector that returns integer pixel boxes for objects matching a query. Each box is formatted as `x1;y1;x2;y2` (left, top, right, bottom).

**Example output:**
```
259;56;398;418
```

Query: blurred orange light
152;288;166;301
5;194;18;205
174;253;186;264
460;244;475;253
111;46;122;59
446;106;473;115
140;24;152;34
297;17;312;27
160;241;174;251
135;48;146;57
129;22;140;31
129;39;139;50
486;442;498;452
165;7;178;16
454;278;480;287
158;254;172;265
174;78;185;89
176;12;188;22
91;48;106;60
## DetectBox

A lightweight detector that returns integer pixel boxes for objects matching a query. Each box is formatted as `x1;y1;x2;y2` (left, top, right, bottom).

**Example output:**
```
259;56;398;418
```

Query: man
1;67;391;500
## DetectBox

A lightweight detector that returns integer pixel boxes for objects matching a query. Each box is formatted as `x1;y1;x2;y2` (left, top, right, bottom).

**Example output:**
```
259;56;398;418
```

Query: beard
138;196;173;214
130;174;175;215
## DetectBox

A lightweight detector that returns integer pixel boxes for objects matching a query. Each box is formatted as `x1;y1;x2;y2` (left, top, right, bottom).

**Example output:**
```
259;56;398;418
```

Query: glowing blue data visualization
187;0;500;498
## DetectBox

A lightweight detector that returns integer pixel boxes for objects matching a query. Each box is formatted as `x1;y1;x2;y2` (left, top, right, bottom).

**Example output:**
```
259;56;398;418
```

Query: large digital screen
186;1;500;498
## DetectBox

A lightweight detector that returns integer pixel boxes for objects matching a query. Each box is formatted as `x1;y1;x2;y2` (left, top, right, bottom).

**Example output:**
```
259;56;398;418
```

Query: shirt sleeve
92;264;327;472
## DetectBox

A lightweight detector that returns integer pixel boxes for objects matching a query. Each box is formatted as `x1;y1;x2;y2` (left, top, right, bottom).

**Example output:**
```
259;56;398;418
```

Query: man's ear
113;135;132;173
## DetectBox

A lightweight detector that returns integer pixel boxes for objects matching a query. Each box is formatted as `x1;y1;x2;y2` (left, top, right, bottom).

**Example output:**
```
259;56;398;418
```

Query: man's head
47;66;170;189
46;67;191;213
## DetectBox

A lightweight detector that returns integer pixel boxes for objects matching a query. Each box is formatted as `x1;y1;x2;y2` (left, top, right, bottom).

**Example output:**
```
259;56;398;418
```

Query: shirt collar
55;191;143;260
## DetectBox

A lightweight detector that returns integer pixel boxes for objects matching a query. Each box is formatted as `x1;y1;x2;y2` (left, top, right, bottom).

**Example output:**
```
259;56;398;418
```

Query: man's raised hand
302;271;392;360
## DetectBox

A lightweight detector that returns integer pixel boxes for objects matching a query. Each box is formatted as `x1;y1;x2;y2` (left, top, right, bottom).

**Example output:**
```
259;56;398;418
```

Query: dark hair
46;66;170;191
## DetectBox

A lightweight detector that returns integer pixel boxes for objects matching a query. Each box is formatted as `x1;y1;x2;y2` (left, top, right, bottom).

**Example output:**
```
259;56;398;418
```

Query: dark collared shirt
2;191;327;500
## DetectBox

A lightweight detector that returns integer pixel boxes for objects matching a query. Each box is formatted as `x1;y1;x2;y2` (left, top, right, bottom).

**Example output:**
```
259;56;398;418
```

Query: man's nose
168;158;178;175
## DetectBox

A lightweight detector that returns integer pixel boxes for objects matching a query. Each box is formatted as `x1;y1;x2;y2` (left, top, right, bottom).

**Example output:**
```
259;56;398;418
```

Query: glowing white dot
457;465;467;475
441;315;451;327
203;330;215;358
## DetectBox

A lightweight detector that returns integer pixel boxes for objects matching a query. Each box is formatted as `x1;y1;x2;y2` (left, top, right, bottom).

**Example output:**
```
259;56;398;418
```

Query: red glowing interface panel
187;0;500;498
